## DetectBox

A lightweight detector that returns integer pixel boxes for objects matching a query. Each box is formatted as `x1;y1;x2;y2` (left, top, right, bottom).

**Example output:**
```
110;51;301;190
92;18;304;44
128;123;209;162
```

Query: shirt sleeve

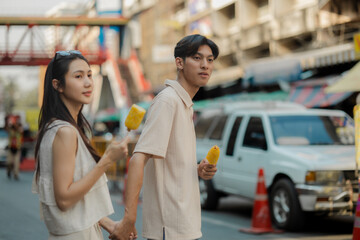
133;98;175;158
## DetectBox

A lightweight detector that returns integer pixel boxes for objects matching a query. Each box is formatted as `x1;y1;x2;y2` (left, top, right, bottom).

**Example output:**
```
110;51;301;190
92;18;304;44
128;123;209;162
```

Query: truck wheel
199;178;219;210
269;179;305;231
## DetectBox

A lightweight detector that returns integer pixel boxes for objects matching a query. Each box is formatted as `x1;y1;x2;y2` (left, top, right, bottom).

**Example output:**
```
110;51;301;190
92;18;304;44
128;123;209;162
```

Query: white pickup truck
194;101;357;231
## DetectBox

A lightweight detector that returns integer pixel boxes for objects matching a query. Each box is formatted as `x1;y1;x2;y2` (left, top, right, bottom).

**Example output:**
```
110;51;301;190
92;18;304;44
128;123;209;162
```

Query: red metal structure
0;16;129;65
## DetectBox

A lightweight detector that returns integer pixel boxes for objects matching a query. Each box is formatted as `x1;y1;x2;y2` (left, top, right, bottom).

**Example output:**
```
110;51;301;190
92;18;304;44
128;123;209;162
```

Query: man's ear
52;79;63;93
175;57;184;70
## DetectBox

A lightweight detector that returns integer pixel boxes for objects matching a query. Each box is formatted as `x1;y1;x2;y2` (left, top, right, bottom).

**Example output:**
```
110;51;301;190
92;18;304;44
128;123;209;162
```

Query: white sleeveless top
32;120;114;235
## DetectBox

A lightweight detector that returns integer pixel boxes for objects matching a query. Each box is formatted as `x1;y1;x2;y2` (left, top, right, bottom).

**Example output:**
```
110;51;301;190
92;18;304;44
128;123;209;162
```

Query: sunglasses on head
54;50;82;61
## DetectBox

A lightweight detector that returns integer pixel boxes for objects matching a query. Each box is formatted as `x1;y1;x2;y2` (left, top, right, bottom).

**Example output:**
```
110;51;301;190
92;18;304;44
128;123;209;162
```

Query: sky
0;0;92;92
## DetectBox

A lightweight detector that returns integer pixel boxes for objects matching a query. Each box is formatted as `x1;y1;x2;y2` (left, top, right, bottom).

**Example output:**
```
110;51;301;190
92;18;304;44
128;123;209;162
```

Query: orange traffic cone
239;168;281;234
353;178;360;240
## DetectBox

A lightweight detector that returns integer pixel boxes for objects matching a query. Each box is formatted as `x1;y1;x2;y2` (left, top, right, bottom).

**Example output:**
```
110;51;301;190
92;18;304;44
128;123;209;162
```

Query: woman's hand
99;217;117;234
109;218;137;240
100;136;130;169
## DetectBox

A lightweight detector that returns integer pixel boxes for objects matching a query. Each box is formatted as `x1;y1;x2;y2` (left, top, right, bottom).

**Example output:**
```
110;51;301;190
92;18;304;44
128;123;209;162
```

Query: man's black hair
174;34;219;60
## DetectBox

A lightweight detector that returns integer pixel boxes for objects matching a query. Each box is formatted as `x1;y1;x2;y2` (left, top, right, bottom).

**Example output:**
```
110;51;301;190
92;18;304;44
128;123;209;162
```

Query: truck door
220;116;245;194
234;116;269;198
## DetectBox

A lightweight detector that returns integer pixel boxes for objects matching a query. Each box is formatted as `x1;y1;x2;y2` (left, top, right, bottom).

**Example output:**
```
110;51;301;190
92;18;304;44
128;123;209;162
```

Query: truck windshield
270;115;354;146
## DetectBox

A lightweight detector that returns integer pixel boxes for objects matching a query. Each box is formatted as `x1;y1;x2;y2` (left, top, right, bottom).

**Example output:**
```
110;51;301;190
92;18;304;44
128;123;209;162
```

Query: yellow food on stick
125;104;146;131
206;145;220;165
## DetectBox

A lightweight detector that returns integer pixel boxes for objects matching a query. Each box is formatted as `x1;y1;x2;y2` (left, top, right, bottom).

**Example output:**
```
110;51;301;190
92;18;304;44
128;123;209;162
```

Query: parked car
194;101;357;231
0;128;8;167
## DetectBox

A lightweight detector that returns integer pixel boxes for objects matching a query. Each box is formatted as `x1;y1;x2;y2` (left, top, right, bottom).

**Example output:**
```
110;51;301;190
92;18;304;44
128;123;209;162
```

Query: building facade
123;0;360;92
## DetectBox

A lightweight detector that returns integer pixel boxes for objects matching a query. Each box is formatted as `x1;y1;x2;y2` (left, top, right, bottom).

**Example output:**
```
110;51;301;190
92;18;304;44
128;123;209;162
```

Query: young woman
32;50;132;239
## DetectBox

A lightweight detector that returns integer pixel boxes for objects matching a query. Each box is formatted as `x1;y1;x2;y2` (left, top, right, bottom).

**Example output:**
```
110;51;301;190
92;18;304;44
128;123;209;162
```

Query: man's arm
109;152;150;240
124;152;150;222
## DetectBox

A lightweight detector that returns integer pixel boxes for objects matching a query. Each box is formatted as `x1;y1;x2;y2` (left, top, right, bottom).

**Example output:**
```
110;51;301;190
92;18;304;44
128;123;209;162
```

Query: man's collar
165;80;194;108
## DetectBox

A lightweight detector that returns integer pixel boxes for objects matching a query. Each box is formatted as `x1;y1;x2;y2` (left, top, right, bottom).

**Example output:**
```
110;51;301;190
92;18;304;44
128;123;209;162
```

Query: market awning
298;43;355;70
288;76;352;108
325;61;360;93
243;58;302;87
194;90;288;110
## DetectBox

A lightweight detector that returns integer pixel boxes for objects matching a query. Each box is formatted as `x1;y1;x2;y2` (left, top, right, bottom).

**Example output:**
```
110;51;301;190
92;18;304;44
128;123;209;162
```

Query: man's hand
109;218;137;240
198;159;217;180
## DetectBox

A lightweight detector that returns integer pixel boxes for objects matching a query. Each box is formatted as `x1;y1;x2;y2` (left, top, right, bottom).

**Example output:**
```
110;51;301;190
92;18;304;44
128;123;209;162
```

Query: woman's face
58;59;93;108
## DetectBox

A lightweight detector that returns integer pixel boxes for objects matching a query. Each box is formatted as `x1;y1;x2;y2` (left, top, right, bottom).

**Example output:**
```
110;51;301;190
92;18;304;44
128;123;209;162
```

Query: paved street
0;169;354;240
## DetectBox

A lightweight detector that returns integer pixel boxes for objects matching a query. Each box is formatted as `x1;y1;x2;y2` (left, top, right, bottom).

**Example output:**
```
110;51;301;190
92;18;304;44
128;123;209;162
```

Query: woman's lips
83;91;92;97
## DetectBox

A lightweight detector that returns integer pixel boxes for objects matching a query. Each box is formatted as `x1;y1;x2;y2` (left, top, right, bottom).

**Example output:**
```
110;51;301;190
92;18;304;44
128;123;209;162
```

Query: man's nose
201;59;208;69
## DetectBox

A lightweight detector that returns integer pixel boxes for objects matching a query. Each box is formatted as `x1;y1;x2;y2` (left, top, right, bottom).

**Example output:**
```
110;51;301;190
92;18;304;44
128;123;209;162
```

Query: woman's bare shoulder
54;126;77;143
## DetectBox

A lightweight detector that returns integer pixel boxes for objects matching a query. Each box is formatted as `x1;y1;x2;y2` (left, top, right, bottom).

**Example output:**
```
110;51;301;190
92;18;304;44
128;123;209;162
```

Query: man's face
181;45;215;88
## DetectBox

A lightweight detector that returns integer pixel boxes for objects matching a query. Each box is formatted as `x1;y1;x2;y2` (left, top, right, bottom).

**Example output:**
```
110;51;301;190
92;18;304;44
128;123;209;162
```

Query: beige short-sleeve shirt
134;80;201;240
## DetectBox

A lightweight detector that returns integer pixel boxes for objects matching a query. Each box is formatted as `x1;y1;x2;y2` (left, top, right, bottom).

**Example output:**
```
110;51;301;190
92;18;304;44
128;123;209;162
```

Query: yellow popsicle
206;145;220;165
125;104;146;131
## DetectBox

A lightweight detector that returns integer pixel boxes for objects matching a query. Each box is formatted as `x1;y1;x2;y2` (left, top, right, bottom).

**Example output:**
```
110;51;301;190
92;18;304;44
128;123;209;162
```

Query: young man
110;34;219;240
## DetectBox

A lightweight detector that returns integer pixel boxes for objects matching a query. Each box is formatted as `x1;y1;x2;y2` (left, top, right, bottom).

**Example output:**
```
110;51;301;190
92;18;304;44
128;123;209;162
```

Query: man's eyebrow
195;52;214;58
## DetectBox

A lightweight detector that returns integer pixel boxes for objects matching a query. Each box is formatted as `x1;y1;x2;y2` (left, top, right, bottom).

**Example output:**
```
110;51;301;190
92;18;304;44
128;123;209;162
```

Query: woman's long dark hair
35;52;100;181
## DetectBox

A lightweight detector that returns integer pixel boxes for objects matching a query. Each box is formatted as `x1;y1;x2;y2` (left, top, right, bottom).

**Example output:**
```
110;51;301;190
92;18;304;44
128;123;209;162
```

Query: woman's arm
52;127;129;211
99;217;116;233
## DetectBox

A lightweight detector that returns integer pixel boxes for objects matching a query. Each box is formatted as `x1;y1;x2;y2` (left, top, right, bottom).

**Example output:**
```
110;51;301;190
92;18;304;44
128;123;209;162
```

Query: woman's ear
175;57;184;70
52;79;63;93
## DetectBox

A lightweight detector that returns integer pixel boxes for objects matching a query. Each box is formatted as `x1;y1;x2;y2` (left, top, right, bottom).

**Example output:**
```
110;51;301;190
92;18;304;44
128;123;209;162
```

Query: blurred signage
190;16;212;36
96;0;122;53
354;33;360;60
188;0;210;15
152;45;174;63
96;0;122;16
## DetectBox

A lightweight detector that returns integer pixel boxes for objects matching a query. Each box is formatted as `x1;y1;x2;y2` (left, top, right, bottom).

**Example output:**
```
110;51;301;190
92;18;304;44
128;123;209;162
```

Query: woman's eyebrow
72;69;92;74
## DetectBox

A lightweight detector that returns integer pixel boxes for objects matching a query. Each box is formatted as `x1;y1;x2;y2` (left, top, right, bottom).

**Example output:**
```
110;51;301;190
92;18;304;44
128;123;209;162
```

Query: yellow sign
25;108;40;132
354;33;360;59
